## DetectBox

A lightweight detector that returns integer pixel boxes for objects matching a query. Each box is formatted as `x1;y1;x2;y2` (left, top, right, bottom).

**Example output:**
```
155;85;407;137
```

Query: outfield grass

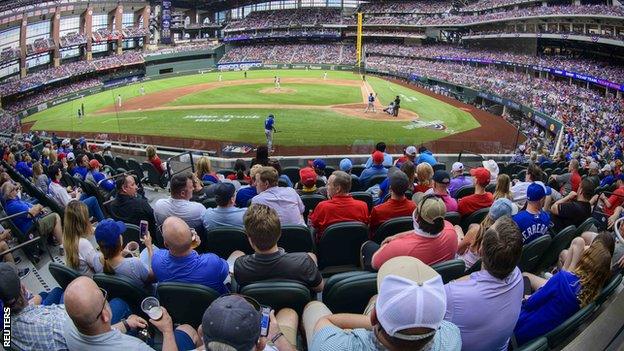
24;70;480;147
170;83;361;106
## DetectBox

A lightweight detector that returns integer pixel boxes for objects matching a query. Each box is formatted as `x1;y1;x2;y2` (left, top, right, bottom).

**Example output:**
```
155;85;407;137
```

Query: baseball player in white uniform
218;74;223;82
323;71;328;80
139;86;145;96
116;94;122;108
274;76;281;89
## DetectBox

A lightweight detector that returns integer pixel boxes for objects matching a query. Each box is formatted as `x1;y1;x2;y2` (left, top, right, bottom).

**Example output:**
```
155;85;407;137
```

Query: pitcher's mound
259;87;297;94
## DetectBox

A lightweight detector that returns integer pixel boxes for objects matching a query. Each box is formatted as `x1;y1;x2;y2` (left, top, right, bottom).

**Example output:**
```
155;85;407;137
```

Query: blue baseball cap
95;219;126;248
489;198;518;220
617;174;624;182
339;158;352;172
312;159;326;170
527;183;549;201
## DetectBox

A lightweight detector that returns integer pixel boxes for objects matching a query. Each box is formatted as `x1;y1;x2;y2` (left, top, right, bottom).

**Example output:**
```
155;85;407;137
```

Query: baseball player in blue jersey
365;93;376;113
265;114;278;151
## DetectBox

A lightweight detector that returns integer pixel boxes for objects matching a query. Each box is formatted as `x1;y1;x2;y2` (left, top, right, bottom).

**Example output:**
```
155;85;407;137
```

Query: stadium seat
202;226;253;259
157;282;220;327
240;280;312;315
514;337;548;351
465;259;482;275
543;302;597;348
0;204;52;264
121;223;143;249
350;175;362;192
365;174;387;188
323;271;377;314
485;183;496;193
535;225;577;273
300;194;326;222
282;166;300;184
104;155;116;167
317;221;368;272
517;169;527;181
519;235;552;273
350;191;373;212
278;225;314;253
324;166;336;178
433;163;446;171
351;165;365;177
574;217;597;236
114;156;129;171
373;216;413;244
454;185;475;200
127;158;146;180
278;178;290;187
431;259;466;284
460;207;490;233
93;273;149;314
141;162;167;188
595;273;623;305
93;154;106;167
49;262;80;290
444;211;461;226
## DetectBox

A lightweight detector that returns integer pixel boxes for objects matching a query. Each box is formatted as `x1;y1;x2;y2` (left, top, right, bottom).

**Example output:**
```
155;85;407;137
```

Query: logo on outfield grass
403;120;447;131
183;115;260;122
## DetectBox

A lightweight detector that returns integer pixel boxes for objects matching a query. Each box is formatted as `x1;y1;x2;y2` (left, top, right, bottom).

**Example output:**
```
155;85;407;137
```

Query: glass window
26;52;50;68
60;16;81;37
60;47;80;59
0;62;19;80
0;27;20;51
92;14;109;30
122;39;135;48
122;13;134;27
26;21;51;44
92;43;108;53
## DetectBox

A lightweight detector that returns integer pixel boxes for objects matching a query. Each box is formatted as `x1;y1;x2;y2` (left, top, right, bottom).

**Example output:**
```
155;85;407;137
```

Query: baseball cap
299;167;317;187
415;195;446;224
89;159;102;169
601;164;612;172
61;139;70;146
389;171;409;195
311;159;326;170
518;145;526;152
526;182;547;202
103;142;112;149
405;146;417;156
432;170;450;185
214;182;236;204
489;198;518;220
66;152;75;162
339;158;352;172
94;219;126;248
451;162;464;172
470;167;491;186
0;263;21;304
482;160;499;179
57;152;67;161
372;151;384;165
376;257;446;340
202;295;261;350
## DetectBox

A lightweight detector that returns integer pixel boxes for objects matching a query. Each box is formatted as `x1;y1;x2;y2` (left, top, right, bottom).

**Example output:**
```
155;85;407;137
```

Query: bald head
64;277;110;333
162;216;193;256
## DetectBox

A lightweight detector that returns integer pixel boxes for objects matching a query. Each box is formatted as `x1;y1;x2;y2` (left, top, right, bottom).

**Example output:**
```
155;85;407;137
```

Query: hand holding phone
260;306;271;337
139;220;148;239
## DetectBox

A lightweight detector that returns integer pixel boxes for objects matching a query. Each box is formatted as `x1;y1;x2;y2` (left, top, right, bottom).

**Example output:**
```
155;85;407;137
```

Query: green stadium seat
323;271;377;314
202;226;253;259
240;280;312;315
93;273;149;314
157;282;220;327
535;225;577;273
318;221;368;272
49;262;80;290
431;259;466;284
373;216;413;244
519;235;552;273
279;225;314;253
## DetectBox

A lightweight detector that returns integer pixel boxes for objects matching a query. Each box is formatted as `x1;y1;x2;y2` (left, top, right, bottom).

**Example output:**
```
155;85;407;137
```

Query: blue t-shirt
600;175;615;188
72;166;88;180
359;165;388;186
4;198;35;234
91;171;115;191
368;95;374;102
512;210;551;244
235;186;257;208
201;174;220;184
15;161;33;178
151;249;229;294
416;151;437;166
264;117;274;131
514;270;581;345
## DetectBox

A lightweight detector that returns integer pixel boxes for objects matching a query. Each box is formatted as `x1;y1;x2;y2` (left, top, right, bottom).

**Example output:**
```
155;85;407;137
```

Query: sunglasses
92;287;108;323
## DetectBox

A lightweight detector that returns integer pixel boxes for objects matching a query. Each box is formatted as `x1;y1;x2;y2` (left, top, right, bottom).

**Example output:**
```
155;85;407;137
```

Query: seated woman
47;164;105;222
514;240;612;345
195;156;220;184
457;198;516;269
32;161;49;194
414;162;433;193
95;218;156;290
493;174;513;201
146;145;165;175
226;159;252;183
63;201;103;276
559;231;616;271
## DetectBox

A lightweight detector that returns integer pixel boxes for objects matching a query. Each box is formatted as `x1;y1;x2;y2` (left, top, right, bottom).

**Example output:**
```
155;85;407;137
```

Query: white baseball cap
405;146;417;156
103;142;112;148
451;162;464;172
61;139;70;146
376;257;446;340
601;164;612;172
482;159;499;179
66;152;75;162
518;144;526;152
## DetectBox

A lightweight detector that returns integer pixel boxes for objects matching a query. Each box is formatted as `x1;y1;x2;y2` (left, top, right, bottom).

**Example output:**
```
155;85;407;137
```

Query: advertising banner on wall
161;0;171;44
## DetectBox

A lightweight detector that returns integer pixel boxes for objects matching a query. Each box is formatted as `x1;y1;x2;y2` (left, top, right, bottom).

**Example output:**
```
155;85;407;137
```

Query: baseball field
23;69;487;154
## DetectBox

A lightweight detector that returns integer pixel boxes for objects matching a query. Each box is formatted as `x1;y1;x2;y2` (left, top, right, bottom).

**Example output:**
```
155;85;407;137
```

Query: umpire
393;96;401;117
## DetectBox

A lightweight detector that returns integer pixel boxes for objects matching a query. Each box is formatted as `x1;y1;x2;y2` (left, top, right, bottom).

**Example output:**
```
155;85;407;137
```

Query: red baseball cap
470;167;491;186
89;159;102;169
57;152;66;161
299;167;317;187
372;151;384;165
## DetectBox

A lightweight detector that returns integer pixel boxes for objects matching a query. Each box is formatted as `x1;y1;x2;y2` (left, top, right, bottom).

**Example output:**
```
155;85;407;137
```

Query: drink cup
127;241;140;258
141;297;163;320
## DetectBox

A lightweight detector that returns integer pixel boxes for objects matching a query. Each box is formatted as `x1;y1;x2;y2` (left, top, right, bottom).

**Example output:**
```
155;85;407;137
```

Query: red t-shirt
310;194;369;241
227;174;252;183
371;221;459;269
369;198;417;236
570;171;581;193
149;156;164;175
457;192;494;217
414;183;432;193
605;186;624;216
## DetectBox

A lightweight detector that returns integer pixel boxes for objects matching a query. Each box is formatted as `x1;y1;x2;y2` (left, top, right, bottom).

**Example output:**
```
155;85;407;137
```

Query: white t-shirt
75;237;103;276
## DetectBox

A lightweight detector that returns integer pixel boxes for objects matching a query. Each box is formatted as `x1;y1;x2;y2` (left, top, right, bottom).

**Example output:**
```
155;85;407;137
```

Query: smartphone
139;220;148;239
260;306;271;337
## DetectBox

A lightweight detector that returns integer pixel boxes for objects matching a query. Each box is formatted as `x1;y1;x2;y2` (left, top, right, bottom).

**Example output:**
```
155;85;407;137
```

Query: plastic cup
127;241;140;258
141;297;163;320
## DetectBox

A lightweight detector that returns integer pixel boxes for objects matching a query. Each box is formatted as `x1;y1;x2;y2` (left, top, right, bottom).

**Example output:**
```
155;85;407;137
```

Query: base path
96;77;417;122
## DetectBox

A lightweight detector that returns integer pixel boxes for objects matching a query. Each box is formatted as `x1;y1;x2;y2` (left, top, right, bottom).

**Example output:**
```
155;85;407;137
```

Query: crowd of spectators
59;33;87;48
224;28;341;41
358;0;452;14
1;47;20;63
458;0;542;12
143;42;219;56
345;29;425;37
220;43;355;65
225;7;344;31
25;38;55;55
465;28;624;42
366;43;624;85
122;26;150;38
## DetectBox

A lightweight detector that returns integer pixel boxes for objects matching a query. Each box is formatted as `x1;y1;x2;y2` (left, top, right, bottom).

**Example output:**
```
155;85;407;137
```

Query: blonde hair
257;166;279;186
32;162;43;178
146;145;157;159
63;202;93;270
195;157;212;178
6;153;15;165
493;174;512;200
416;162;433;187
98;236;123;275
42;148;50;157
470;215;496;252
244;204;281;251
573;241;612;307
49;149;58;164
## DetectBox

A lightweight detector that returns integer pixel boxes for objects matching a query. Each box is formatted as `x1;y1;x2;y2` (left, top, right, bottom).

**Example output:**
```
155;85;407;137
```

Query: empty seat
317;221;368;271
323;271;377;314
49;262;80;290
157;282;220;327
373;216;413;244
203;226;253;259
279;225;314;253
240;280;312;315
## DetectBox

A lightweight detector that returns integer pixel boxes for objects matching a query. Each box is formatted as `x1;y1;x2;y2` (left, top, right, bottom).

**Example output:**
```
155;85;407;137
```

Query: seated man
365;194;460;269
202;182;247;230
152;216;229;294
252;166;305;226
153;172;206;229
359;151;388;186
597;174;624;217
512;183;551;244
64;276;197;351
369;171;416;235
15;153;33;179
425;170;458;212
550;179;594;233
86;159;115;193
235;164;262;208
309;171;369;241
416;146;437;166
232;204;323;292
457;167;494;217
510;164;546;208
195;295;296;351
448;162;472;198
48;164;106;222
1;182;63;246
444;216;524;351
549;159;581;196
71;154;89;180
303;256;461;351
